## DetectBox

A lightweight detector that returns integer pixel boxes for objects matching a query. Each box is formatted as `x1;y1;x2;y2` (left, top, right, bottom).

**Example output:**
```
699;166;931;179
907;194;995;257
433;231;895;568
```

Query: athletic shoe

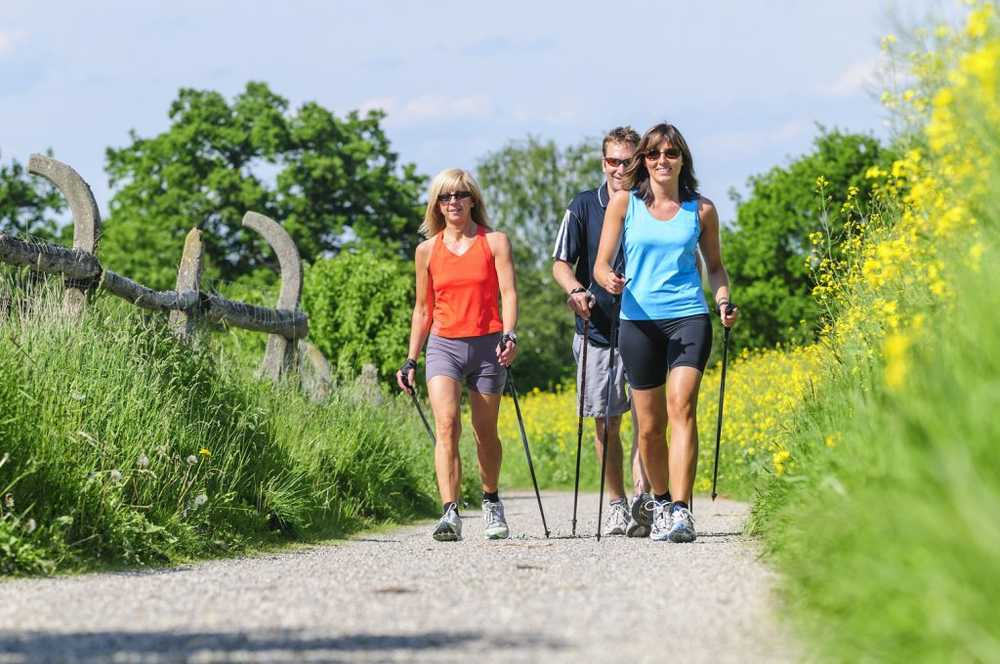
432;504;462;541
626;493;654;538
667;505;697;543
649;499;673;541
482;499;510;540
605;498;630;536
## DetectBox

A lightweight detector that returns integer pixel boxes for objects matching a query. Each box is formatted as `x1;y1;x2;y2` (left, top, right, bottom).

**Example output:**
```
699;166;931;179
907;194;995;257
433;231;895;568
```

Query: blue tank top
620;193;708;321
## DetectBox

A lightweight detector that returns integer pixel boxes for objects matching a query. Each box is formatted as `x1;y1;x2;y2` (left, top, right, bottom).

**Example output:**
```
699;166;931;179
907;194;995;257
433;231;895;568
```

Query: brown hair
420;168;490;237
602;126;640;156
622;123;699;204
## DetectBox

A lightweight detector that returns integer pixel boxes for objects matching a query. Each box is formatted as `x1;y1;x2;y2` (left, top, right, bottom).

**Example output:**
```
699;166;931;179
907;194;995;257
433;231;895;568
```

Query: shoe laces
652;501;672;530
483;501;503;526
671;506;694;528
608;500;629;525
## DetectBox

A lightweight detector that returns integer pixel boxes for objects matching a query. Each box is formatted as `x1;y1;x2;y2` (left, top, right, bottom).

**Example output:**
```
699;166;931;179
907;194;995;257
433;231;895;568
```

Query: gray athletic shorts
573;333;630;418
426;332;507;394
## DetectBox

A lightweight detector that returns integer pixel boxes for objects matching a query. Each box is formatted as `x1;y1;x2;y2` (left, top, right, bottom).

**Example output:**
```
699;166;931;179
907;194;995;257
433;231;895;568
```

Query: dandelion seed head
186;455;198;465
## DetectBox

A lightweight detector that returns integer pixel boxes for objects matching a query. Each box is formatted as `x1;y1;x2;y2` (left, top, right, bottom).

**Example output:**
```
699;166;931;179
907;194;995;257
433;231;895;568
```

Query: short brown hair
602;126;640;156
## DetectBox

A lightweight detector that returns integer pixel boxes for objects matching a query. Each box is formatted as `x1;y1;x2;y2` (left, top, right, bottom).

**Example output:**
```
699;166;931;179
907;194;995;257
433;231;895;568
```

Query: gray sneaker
626;493;653;538
482;500;510;540
649;499;673;541
605;498;630;536
667;505;697;543
432;504;462;541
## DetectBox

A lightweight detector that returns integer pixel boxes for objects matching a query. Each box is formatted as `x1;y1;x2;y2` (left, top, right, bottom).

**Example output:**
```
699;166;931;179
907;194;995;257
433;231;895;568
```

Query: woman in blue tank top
594;123;740;543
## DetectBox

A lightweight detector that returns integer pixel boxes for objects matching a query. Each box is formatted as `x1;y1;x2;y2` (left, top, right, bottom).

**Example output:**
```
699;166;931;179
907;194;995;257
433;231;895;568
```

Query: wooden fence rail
0;154;328;394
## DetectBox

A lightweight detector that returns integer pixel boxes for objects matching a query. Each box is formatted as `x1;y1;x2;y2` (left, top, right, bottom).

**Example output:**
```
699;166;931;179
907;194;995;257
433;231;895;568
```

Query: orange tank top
428;225;504;338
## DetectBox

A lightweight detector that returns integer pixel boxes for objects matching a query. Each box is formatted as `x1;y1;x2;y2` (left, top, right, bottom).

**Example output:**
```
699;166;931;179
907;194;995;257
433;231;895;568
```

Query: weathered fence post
241;212;302;381
298;340;333;402
168;228;204;340
27;154;101;316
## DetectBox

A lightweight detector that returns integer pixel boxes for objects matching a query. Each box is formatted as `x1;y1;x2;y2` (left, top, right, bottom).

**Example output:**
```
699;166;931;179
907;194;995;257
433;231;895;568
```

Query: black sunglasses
644;147;682;162
437;191;473;203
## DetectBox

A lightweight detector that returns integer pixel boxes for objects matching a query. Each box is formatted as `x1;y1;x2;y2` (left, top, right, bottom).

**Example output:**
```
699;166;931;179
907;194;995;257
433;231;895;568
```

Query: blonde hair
420;168;491;237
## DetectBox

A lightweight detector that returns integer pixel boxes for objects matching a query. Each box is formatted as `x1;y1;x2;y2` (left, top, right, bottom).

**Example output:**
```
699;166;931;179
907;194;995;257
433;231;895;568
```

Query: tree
723;128;897;349
476;136;604;389
101;82;426;289
477;136;603;269
0;152;66;242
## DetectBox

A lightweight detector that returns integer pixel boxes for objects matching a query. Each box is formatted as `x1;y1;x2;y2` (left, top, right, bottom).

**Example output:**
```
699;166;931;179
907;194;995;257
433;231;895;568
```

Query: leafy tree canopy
0;151;66;242
101;82;426;289
724;128;897;348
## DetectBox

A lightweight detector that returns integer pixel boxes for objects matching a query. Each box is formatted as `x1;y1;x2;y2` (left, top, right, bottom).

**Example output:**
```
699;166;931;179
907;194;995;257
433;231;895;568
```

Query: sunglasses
644;147;682;162
603;156;630;168
437;191;473;204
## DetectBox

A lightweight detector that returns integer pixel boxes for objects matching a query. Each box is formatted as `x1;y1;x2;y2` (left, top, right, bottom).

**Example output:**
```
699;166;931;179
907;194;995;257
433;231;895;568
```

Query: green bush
303;249;413;382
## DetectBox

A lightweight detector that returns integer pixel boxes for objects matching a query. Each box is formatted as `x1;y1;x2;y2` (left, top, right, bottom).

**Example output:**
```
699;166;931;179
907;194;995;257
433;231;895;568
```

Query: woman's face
437;188;474;225
643;139;683;187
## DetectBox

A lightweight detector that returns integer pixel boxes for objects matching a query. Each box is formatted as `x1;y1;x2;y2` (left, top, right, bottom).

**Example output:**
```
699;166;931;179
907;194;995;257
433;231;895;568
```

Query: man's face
603;141;635;194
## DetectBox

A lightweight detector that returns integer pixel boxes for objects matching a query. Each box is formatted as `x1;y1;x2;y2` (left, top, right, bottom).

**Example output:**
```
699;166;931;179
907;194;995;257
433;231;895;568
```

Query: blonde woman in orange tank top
395;168;519;542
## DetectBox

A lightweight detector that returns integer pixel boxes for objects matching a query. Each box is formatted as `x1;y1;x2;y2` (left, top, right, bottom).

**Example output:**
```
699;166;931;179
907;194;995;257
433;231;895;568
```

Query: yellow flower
198;448;211;458
883;333;912;391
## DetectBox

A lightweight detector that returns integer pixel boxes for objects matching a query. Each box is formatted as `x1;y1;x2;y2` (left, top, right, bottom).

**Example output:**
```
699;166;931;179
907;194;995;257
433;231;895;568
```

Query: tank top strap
476;225;495;259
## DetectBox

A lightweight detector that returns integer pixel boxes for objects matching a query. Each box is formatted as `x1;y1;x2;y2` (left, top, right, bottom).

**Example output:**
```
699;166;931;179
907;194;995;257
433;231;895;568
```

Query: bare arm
489;231;519;366
396;240;434;392
552;259;594;319
594;190;629;294
697;198;740;328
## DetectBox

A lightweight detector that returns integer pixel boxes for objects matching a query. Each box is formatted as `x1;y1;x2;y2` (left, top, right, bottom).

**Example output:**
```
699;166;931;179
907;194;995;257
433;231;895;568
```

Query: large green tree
476;136;604;389
101;82;426;289
724;128;897;349
0;152;66;242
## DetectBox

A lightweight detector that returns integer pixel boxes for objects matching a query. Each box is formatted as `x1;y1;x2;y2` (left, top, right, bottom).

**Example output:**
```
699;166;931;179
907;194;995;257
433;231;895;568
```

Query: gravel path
0;492;797;663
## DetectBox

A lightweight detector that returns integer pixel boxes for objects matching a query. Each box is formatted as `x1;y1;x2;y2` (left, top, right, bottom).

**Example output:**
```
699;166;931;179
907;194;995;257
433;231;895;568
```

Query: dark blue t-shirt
551;183;624;347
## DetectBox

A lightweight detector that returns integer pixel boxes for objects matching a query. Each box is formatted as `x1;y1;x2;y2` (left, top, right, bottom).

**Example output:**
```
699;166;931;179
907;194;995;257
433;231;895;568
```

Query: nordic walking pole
711;304;736;500
506;364;551;538
571;317;590;537
597;276;628;542
400;364;435;446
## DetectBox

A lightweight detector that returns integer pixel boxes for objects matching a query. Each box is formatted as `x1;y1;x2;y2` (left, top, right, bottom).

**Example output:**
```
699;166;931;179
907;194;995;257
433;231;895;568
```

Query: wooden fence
0;154;331;399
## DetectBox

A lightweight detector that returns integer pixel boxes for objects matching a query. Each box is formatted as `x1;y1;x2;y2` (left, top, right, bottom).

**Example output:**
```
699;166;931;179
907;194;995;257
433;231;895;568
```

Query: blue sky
0;1;949;225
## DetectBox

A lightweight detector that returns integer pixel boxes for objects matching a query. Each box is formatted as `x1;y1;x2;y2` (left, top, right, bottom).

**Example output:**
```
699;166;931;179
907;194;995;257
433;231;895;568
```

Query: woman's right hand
396;358;417;394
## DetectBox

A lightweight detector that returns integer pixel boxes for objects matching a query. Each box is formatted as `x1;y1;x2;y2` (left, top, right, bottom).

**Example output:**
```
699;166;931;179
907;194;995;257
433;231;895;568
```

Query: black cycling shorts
618;314;713;389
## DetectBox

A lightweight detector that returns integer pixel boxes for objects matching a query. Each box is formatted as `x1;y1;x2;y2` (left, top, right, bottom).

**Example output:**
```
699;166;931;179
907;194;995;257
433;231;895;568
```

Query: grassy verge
0;274;474;576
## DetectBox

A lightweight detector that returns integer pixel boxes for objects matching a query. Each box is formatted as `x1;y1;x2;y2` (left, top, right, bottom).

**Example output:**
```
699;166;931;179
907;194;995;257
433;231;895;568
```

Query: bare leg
631;384;669;496
594;415;626;501
629;401;653;495
467;389;503;492
427;375;463;504
666;367;703;505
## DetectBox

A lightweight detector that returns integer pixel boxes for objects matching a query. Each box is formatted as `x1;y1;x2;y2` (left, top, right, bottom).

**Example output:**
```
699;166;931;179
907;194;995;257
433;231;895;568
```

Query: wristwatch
502;331;518;346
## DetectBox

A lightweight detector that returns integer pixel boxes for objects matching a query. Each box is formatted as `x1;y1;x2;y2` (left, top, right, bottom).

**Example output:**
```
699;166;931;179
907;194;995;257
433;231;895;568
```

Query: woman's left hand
720;302;740;328
497;334;518;367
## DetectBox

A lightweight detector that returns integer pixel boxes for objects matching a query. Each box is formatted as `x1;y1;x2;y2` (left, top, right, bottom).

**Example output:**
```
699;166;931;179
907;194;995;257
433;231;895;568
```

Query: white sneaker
626;493;653;538
482;500;510;540
667;505;696;543
432;504;462;541
649;499;673;541
605;498;630;536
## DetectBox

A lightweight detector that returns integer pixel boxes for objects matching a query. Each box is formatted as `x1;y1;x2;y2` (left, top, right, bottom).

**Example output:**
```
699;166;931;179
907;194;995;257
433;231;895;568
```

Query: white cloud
824;57;883;97
0;30;26;57
358;94;494;127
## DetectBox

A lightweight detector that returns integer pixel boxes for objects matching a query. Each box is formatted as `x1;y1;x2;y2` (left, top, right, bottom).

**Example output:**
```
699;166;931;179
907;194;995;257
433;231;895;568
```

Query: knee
666;393;696;422
435;417;461;444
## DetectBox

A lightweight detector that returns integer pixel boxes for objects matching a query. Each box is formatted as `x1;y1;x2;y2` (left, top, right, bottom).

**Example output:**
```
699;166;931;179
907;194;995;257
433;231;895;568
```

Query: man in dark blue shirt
552;126;653;537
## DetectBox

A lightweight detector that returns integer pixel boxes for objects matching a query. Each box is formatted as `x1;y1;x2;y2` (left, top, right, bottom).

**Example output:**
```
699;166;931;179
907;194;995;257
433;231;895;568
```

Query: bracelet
569;287;587;295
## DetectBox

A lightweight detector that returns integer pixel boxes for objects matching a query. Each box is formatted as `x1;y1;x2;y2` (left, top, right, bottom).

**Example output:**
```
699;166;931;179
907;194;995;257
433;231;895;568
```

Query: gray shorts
426;332;507;394
573;334;630;418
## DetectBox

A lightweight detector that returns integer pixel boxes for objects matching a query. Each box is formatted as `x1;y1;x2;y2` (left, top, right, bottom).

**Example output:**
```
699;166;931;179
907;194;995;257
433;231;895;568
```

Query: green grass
0;273;475;576
746;170;1000;661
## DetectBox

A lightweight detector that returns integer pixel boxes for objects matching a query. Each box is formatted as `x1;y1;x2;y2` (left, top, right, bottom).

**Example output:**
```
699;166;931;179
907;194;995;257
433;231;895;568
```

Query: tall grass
0;273;471;576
